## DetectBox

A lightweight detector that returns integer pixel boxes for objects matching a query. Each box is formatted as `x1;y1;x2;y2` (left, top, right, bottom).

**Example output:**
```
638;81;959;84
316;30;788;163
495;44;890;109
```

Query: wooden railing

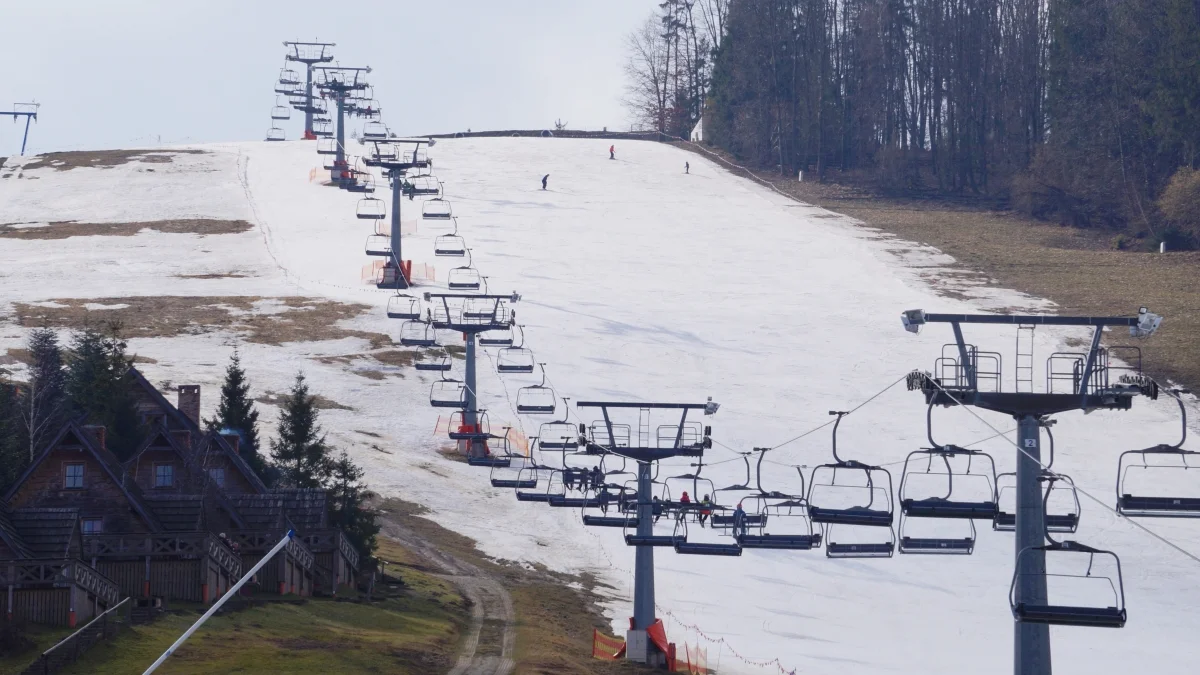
82;532;242;579
231;530;315;571
300;529;361;571
0;559;120;606
22;598;130;675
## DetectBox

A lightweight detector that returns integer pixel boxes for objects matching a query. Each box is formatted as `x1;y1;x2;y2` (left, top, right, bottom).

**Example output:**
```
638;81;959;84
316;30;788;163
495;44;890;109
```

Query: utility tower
313;65;371;186
2;103;40;156
365;139;430;289
283;41;334;140
901;307;1163;675
576;401;719;666
426;292;521;459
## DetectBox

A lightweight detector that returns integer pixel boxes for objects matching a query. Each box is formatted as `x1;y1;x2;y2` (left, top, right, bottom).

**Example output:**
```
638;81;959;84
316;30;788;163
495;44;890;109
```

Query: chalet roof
128;367;197;432
196;431;269;494
9;508;80;558
229;494;289;530
272;489;328;530
144;495;205;532
127;426;191;466
0;504;35;559
3;420;164;532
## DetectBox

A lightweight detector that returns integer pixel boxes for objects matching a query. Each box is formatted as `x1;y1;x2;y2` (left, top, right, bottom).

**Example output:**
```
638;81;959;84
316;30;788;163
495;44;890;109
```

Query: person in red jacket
609;145;615;160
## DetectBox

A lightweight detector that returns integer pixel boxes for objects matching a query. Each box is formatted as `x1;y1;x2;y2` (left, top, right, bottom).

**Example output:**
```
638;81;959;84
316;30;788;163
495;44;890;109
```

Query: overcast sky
0;0;657;155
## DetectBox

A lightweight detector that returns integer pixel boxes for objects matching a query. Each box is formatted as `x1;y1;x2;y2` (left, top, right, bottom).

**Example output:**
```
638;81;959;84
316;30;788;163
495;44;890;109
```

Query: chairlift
737;496;821;550
278;67;301;85
313;121;333;138
316;138;338;156
623;482;687;547
447;411;491;440
806;412;896;558
266;127;286;142
414;349;452;372
516;460;555;502
435;234;466;257
994;472;1081;533
356;196;386;220
497;327;536;374
398;320;436;347
363;120;388;140
672;516;743;557
1010;477;1127;628
538;413;578;451
479;326;514;347
516;365;557;415
409;175;441;196
1116;392;1200;517
364;234;391;257
271;105;290;121
423;195;453;220
387;295;422;320
430;379;467;409
491;460;540;490
447;264;482;291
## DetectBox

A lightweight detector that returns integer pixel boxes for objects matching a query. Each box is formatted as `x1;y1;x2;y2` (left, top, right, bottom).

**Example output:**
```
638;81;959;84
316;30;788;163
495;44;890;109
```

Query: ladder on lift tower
1015;325;1035;393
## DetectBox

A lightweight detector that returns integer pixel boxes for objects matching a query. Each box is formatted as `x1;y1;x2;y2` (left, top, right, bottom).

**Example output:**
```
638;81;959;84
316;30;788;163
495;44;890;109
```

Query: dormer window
64;463;85;489
154;463;174;488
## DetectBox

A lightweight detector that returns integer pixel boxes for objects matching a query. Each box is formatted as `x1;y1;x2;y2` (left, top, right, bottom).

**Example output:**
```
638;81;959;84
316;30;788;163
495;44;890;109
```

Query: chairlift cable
765;373;909;452
926;377;1200;568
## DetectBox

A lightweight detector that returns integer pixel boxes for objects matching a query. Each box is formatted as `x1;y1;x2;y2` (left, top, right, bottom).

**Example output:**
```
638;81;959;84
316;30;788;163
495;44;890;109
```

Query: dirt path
380;519;516;675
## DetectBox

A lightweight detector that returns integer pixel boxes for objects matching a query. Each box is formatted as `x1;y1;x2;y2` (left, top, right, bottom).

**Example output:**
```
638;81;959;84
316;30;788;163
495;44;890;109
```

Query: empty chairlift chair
994;472;1082;533
737;493;822;551
356;196;386;220
398;320;437;347
1010;478;1127;628
497;327;536;374
538;416;579;451
387;295;422;320
516;365;557;415
673;516;742;557
271;104;290;121
897;443;998;555
806;412;896;558
316;138;338;155
492;460;540;490
423;196;453;221
413;348;452;372
364;234;391;257
479;325;514;347
266;126;286;142
429;378;467;409
1116;393;1200;518
447;265;482;291
434;234;466;257
313;120;333;138
363;120;389;140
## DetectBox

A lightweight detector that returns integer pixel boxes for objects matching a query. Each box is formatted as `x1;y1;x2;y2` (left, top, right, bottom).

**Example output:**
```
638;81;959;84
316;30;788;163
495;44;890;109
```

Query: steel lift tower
283;41;334;140
426;292;521;459
365;139;431;290
901;307;1163;675
2;103;40;156
313;65;371;186
577;400;719;666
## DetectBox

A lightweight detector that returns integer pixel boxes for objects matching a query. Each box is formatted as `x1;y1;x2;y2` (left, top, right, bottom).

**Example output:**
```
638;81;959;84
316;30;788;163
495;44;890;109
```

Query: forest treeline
625;0;1200;249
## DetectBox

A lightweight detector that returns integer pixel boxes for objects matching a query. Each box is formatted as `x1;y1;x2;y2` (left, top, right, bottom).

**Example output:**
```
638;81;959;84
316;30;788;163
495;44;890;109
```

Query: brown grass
174;272;256;279
371;350;419;368
256;391;354;411
22;149;206;172
0;219;253;240
378;498;654;675
677;141;1200;390
10;296;394;348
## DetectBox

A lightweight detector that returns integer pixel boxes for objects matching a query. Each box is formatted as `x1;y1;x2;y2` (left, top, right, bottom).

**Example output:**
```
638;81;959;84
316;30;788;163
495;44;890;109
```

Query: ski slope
2;138;1199;674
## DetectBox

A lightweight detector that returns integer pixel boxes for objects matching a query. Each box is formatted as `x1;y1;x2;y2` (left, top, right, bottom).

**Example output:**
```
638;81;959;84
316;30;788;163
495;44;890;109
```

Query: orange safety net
648;619;670;655
592;629;626;660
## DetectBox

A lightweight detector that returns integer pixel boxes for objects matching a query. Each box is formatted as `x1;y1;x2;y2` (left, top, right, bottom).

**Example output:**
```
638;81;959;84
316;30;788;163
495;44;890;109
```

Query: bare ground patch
0;219;253;240
174;272;257;279
21;149;206;172
675;141;1200;390
10;296;394;348
256;390;354;411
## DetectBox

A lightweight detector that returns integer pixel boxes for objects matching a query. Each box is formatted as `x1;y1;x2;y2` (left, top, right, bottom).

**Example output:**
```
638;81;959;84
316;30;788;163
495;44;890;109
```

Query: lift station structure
282;41;334;140
901;307;1163;675
313;65;371;186
2;103;40;156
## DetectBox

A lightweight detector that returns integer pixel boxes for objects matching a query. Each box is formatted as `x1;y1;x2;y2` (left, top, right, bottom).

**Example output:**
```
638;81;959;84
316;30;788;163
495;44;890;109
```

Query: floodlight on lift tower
900;306;1161;675
575;400;717;666
283;41;334;140
1;103;40;156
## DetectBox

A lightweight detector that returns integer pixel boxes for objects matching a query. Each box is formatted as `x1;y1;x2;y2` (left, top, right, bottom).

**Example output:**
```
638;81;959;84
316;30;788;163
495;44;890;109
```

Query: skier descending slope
541;174;549;190
609;145;615;160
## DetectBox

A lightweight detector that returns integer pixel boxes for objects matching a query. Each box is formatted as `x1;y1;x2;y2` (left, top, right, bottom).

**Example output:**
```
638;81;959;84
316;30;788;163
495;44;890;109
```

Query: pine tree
0;379;30;494
327;450;378;555
19;328;66;461
65;324;146;461
270;372;333;489
206;349;267;477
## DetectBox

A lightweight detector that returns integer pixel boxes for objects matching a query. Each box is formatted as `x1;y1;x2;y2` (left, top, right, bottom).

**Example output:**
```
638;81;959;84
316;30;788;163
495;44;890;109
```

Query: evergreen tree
65;324;146;460
0;380;30;495
206;349;267;477
19;328;66;461
270;372;333;489
327;450;378;555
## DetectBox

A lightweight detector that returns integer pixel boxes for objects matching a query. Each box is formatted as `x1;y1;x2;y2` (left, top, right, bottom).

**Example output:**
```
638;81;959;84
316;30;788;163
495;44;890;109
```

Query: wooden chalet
0;506;120;627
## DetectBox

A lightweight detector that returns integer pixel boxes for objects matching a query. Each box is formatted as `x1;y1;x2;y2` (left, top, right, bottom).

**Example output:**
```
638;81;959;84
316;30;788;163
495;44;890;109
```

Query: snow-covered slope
2;139;1198;674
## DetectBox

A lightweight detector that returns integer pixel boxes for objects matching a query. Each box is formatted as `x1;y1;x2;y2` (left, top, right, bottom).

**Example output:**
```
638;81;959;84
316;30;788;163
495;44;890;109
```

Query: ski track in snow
2;139;1200;674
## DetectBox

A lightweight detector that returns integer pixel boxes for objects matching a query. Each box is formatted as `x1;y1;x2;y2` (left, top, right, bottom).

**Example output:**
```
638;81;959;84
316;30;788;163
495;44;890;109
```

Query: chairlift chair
447;411;491;440
672;516;743;557
538;414;579;451
278;67;301;85
434;234;466;257
423;197;453;220
316;138;338;155
897;442;998;555
497;328;535;374
806;413;896;558
266;127;286;142
737;496;821;550
356;197;386;220
491;460;540;490
1010;477;1127;628
387;295;422;320
623;483;687;547
447;265;482;291
398;320;437;347
429;379;467;409
1116;393;1200;517
409;175;441;196
516;365;557;415
414;349;453;372
364;234;391;257
516;463;555;502
363;120;388;140
271;105;290;121
313;121;333;138
479;326;514;347
994;472;1081;533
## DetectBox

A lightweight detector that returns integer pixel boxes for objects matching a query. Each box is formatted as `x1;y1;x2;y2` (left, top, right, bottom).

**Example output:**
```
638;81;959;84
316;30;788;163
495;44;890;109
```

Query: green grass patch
0;623;75;674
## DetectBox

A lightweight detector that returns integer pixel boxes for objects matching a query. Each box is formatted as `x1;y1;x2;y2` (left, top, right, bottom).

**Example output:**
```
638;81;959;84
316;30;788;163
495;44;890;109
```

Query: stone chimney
178;385;201;425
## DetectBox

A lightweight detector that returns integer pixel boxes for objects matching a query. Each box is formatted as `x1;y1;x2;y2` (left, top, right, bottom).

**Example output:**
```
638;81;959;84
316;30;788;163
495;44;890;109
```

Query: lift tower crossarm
2;103;40;156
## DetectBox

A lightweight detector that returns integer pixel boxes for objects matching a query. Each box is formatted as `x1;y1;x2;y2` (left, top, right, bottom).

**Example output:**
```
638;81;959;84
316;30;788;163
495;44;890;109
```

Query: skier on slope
541;174;549;190
685;161;690;174
609;145;615;160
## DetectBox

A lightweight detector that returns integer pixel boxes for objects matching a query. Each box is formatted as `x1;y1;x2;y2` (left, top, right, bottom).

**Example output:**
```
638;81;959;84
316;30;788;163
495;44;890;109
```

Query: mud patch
0;219;253;240
22;149;206;172
10;296;392;348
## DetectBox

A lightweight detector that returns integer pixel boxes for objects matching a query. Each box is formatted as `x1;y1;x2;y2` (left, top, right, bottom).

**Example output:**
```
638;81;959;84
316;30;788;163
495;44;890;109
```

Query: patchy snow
2;138;1198;674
